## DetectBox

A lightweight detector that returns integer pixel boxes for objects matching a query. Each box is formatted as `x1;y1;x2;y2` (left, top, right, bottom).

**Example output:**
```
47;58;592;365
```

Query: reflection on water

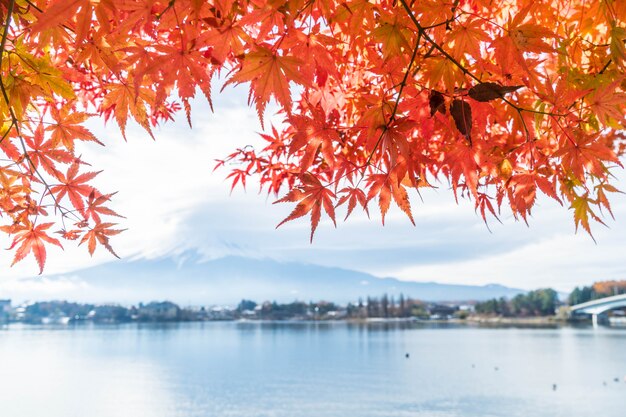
0;322;624;417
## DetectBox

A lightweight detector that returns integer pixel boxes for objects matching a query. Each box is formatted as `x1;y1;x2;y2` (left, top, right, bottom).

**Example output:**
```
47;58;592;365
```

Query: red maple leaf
79;222;125;257
84;190;123;223
25;123;75;178
50;163;101;215
5;222;63;274
275;173;336;242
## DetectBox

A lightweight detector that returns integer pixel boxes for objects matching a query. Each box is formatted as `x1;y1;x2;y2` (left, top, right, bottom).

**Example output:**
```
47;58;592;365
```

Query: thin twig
363;33;422;169
399;0;568;118
0;0;82;224
350;34;423;191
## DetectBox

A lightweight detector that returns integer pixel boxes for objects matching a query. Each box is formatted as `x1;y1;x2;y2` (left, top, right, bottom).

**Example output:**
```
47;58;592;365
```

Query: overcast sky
1;84;625;293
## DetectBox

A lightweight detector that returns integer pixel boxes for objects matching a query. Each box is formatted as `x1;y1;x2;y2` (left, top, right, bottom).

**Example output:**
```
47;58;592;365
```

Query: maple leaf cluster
0;0;625;272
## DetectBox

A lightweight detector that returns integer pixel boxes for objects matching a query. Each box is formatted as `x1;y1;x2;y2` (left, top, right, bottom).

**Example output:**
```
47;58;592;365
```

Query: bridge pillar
592;313;599;328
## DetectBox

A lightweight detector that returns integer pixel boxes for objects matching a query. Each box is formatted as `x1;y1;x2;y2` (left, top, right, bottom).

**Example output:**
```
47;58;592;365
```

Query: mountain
9;255;525;305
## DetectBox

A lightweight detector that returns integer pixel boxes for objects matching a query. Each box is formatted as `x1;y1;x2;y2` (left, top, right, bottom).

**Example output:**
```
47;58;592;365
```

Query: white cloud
389;195;626;291
0;275;90;298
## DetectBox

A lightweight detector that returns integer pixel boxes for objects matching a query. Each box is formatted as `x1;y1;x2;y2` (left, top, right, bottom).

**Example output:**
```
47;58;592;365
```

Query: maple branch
389;41;421;123
421;0;461;31
0;0;13;55
0;119;14;144
598;59;613;75
0;2;80;226
0;4;15;54
156;0;176;20
498;95;569;118
0;0;15;146
515;109;531;139
399;0;481;84
294;0;316;20
23;1;43;14
15;135;83;225
399;0;568;121
363;34;421;169
23;0;76;36
339;35;425;195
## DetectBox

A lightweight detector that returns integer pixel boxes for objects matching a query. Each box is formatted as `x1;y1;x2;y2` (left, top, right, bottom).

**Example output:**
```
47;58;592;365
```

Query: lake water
0;322;624;417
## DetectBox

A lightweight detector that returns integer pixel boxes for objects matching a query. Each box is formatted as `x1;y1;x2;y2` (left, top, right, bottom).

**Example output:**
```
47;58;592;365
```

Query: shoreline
464;315;562;325
2;315;617;329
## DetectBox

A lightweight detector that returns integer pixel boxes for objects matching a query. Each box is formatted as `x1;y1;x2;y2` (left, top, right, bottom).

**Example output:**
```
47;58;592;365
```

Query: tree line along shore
1;280;624;325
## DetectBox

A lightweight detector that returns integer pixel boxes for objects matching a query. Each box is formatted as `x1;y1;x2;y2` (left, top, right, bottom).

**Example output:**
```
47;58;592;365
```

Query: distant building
90;305;132;323
0;299;11;322
208;306;236;320
458;304;475;313
428;304;458;319
240;309;256;318
180;306;209;321
137;301;180;321
13;304;26;322
41;311;70;325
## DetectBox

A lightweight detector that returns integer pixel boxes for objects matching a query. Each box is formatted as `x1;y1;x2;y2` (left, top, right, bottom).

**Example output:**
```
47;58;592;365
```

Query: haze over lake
1;322;624;417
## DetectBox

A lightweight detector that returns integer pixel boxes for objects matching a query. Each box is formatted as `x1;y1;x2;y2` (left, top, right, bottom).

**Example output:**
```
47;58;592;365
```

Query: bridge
569;294;626;326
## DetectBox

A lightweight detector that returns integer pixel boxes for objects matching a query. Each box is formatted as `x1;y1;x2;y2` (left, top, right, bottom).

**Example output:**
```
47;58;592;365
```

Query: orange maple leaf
225;46;306;124
586;81;626;127
555;132;620;181
101;83;154;139
366;171;414;226
79;222;125;257
136;39;215;125
24;124;75;178
30;0;86;34
47;107;102;152
288;107;340;172
7;223;63;274
84;190;123;223
275;174;336;242
50;163;101;215
337;187;369;221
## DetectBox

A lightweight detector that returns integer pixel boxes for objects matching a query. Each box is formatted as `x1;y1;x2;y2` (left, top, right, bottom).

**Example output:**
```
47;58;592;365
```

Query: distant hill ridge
11;254;526;305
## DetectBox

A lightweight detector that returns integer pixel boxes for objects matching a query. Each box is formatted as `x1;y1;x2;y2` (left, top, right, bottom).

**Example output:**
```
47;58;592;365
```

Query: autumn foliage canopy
1;0;625;273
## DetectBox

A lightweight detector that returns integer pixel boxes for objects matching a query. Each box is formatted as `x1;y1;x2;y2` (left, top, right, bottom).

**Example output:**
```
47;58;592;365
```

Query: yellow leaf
610;26;626;68
25;59;75;100
499;158;513;180
424;56;464;93
448;19;488;60
372;17;411;60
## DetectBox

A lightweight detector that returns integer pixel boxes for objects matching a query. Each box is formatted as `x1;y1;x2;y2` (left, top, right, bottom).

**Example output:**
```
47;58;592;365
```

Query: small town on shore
1;280;625;326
